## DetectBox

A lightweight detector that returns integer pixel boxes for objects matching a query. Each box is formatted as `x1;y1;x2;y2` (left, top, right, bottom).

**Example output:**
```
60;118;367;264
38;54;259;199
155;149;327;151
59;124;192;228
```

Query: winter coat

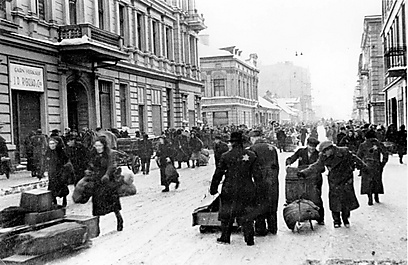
339;135;358;153
214;141;229;166
87;150;121;216
189;136;203;160
0;136;10;176
65;142;89;185
299;146;366;212
139;138;154;159
210;145;258;223
396;129;407;156
174;134;191;162
44;147;69;198
249;138;279;214
336;132;347;146
30;133;48;175
156;142;176;186
357;139;388;194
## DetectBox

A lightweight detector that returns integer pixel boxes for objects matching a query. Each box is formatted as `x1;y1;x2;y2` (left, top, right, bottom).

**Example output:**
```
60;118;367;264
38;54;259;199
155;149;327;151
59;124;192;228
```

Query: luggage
72;177;95;204
165;163;179;184
118;183;137;197
198;154;209;166
283;199;320;231
285;167;318;204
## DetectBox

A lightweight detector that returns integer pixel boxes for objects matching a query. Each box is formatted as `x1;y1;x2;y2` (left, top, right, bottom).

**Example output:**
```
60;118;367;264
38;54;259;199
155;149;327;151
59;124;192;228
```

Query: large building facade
381;0;407;128
354;15;385;124
199;45;259;128
0;0;205;164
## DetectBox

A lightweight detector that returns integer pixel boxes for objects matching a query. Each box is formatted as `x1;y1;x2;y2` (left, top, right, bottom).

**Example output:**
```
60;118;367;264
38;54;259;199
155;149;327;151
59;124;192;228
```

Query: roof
258;97;280;110
263;96;299;116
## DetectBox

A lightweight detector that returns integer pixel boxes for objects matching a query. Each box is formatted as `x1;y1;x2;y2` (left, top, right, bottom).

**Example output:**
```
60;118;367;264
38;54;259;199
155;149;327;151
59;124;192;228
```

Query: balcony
58;24;128;64
384;46;407;78
184;11;206;32
359;68;369;76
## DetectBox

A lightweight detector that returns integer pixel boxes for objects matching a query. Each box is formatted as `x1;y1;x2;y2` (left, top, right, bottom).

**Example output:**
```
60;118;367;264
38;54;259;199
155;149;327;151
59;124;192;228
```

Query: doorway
12;91;41;162
67;82;89;132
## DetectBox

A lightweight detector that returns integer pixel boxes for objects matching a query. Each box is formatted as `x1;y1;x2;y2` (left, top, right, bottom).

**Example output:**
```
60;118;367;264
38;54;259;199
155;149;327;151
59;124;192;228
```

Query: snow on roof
258;97;280;110
263;96;299;116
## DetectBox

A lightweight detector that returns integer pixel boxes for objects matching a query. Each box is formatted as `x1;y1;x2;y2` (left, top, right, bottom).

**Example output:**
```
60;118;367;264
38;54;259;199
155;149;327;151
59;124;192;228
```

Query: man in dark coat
336;127;347;146
298;141;367;228
189;132;203;168
174;129;191;169
396;125;407;164
65;135;89;186
276;128;286;153
357;130;388;205
139;133;154;175
31;129;48;180
300;126;308;146
213;134;229;167
210;131;258;246
0;122;10;179
249;129;279;236
286;137;325;225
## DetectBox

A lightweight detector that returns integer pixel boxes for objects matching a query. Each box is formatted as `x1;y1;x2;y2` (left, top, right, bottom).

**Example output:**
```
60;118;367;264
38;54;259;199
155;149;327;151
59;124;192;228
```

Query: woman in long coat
87;137;123;231
174;130;191;169
43;138;69;206
189;132;203;168
155;137;178;192
299;141;367;228
357;130;388;205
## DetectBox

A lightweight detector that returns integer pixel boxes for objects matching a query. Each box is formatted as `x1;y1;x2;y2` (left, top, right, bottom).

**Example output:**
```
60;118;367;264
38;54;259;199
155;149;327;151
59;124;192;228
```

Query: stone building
258;62;314;122
381;0;407;128
0;0;205;165
199;44;259;128
354;15;385;124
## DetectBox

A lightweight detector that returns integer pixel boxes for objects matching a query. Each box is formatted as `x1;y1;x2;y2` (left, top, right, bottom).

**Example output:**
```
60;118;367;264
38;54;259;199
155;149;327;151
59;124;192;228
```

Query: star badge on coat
373;145;378;150
242;154;250;161
268;145;274;151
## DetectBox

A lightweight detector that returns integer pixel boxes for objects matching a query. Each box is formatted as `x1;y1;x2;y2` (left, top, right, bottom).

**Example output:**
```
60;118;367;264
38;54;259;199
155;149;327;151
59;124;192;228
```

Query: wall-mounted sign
9;63;44;92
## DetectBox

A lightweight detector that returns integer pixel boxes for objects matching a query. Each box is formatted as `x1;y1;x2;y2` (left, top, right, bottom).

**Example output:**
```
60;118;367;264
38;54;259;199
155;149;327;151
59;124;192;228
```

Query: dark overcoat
210;146;258;222
87;150;121;216
249;138;279;213
44;148;69;198
357;139;388;194
156;142;176;185
0;135;10;176
214;140;229;166
65;142;89;185
139;138;154;159
174;134;191;162
300;146;365;212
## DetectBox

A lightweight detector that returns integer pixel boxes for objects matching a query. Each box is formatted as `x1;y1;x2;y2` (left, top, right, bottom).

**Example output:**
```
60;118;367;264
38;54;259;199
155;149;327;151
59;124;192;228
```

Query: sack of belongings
283;199;320;231
165;162;179;184
72;177;95;204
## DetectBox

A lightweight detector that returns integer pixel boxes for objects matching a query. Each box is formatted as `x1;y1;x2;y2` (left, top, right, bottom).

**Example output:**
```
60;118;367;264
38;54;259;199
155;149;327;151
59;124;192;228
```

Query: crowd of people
0;118;406;242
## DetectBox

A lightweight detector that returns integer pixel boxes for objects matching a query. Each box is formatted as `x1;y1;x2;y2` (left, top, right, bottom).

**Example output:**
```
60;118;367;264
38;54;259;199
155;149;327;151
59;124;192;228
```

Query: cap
307;137;320;147
229;131;244;143
318;141;333;152
365;130;377;139
249;129;262;137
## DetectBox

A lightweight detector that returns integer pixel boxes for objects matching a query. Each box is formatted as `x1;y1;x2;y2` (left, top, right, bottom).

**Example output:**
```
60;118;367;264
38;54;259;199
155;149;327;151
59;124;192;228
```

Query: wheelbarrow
192;193;238;233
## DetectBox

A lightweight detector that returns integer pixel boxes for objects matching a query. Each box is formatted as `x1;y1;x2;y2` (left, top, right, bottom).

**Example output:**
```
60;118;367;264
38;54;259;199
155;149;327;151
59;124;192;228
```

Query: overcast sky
195;0;382;119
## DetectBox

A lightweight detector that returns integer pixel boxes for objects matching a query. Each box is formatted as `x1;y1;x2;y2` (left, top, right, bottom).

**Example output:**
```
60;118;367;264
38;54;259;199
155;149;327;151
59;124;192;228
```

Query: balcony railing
58;23;122;49
384;46;406;77
184;11;206;32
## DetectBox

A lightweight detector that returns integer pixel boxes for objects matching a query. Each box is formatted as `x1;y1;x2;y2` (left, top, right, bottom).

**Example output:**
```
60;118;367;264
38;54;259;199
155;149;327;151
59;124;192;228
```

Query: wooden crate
20;190;53;213
24;208;66;226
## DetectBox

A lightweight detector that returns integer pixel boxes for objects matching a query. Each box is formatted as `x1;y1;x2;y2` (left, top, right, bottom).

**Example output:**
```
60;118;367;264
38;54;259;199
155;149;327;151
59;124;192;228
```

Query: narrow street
2;150;406;265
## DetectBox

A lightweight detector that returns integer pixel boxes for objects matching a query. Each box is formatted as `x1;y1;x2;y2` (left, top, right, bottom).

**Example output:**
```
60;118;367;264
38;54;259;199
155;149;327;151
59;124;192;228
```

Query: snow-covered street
2;149;402;265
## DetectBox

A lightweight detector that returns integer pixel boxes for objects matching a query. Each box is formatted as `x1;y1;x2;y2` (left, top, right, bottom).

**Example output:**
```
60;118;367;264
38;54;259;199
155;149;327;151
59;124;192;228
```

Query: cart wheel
199;226;209;233
132;156;141;174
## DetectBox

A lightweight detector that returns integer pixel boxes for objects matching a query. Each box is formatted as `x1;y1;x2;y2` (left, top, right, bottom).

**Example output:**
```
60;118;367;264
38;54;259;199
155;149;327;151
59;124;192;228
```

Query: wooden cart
116;138;141;174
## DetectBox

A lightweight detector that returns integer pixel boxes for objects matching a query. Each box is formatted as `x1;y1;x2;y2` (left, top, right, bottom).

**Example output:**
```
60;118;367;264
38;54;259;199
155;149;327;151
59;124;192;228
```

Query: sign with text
9;63;44;92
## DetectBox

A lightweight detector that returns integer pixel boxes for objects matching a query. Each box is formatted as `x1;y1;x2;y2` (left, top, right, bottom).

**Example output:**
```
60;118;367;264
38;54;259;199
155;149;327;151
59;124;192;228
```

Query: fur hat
307;137;320;147
318;141;333;152
229;131;244;143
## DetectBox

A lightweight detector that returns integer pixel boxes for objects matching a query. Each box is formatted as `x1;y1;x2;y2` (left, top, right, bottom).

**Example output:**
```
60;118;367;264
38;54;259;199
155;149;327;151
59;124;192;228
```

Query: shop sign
9;63;44;92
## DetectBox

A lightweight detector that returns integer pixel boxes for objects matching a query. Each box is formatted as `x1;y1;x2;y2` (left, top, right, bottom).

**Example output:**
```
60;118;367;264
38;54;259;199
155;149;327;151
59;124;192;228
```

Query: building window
37;0;46;20
137;13;144;50
119;4;125;38
138;87;145;104
165;26;172;59
0;0;6;19
190;36;196;65
152;20;159;56
69;0;77;24
99;80;113;129
151;89;161;105
98;0;104;29
213;79;225;97
119;84;128;127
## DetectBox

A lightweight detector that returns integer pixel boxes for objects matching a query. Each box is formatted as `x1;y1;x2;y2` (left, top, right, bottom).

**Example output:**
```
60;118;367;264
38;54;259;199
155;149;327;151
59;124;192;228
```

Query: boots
368;194;373;205
374;193;380;203
177;162;181;169
115;211;124;231
400;157;403;164
217;221;232;244
162;186;170;192
62;196;67;207
242;222;255;246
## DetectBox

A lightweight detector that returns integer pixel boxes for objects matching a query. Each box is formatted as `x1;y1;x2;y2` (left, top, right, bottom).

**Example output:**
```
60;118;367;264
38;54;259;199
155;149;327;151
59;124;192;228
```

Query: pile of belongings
283;199;320;232
198;149;210;166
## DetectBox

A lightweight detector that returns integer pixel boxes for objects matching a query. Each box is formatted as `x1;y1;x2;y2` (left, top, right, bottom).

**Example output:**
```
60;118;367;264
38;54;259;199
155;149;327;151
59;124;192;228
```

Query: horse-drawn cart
115;138;141;174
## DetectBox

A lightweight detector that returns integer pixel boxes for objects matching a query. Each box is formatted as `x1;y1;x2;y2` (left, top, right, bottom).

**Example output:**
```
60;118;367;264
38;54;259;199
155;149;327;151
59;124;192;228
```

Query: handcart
192;194;238;233
284;167;320;232
116;138;141;174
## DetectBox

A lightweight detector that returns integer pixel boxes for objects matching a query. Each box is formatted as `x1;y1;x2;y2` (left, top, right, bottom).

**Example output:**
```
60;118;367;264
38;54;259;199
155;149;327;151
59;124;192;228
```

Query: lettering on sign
9;63;44;92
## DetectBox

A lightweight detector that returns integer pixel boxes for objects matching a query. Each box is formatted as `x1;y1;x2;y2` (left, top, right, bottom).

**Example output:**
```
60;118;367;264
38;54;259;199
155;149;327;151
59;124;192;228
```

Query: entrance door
12;91;41;162
152;105;162;136
67;82;89;132
391;97;398;126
